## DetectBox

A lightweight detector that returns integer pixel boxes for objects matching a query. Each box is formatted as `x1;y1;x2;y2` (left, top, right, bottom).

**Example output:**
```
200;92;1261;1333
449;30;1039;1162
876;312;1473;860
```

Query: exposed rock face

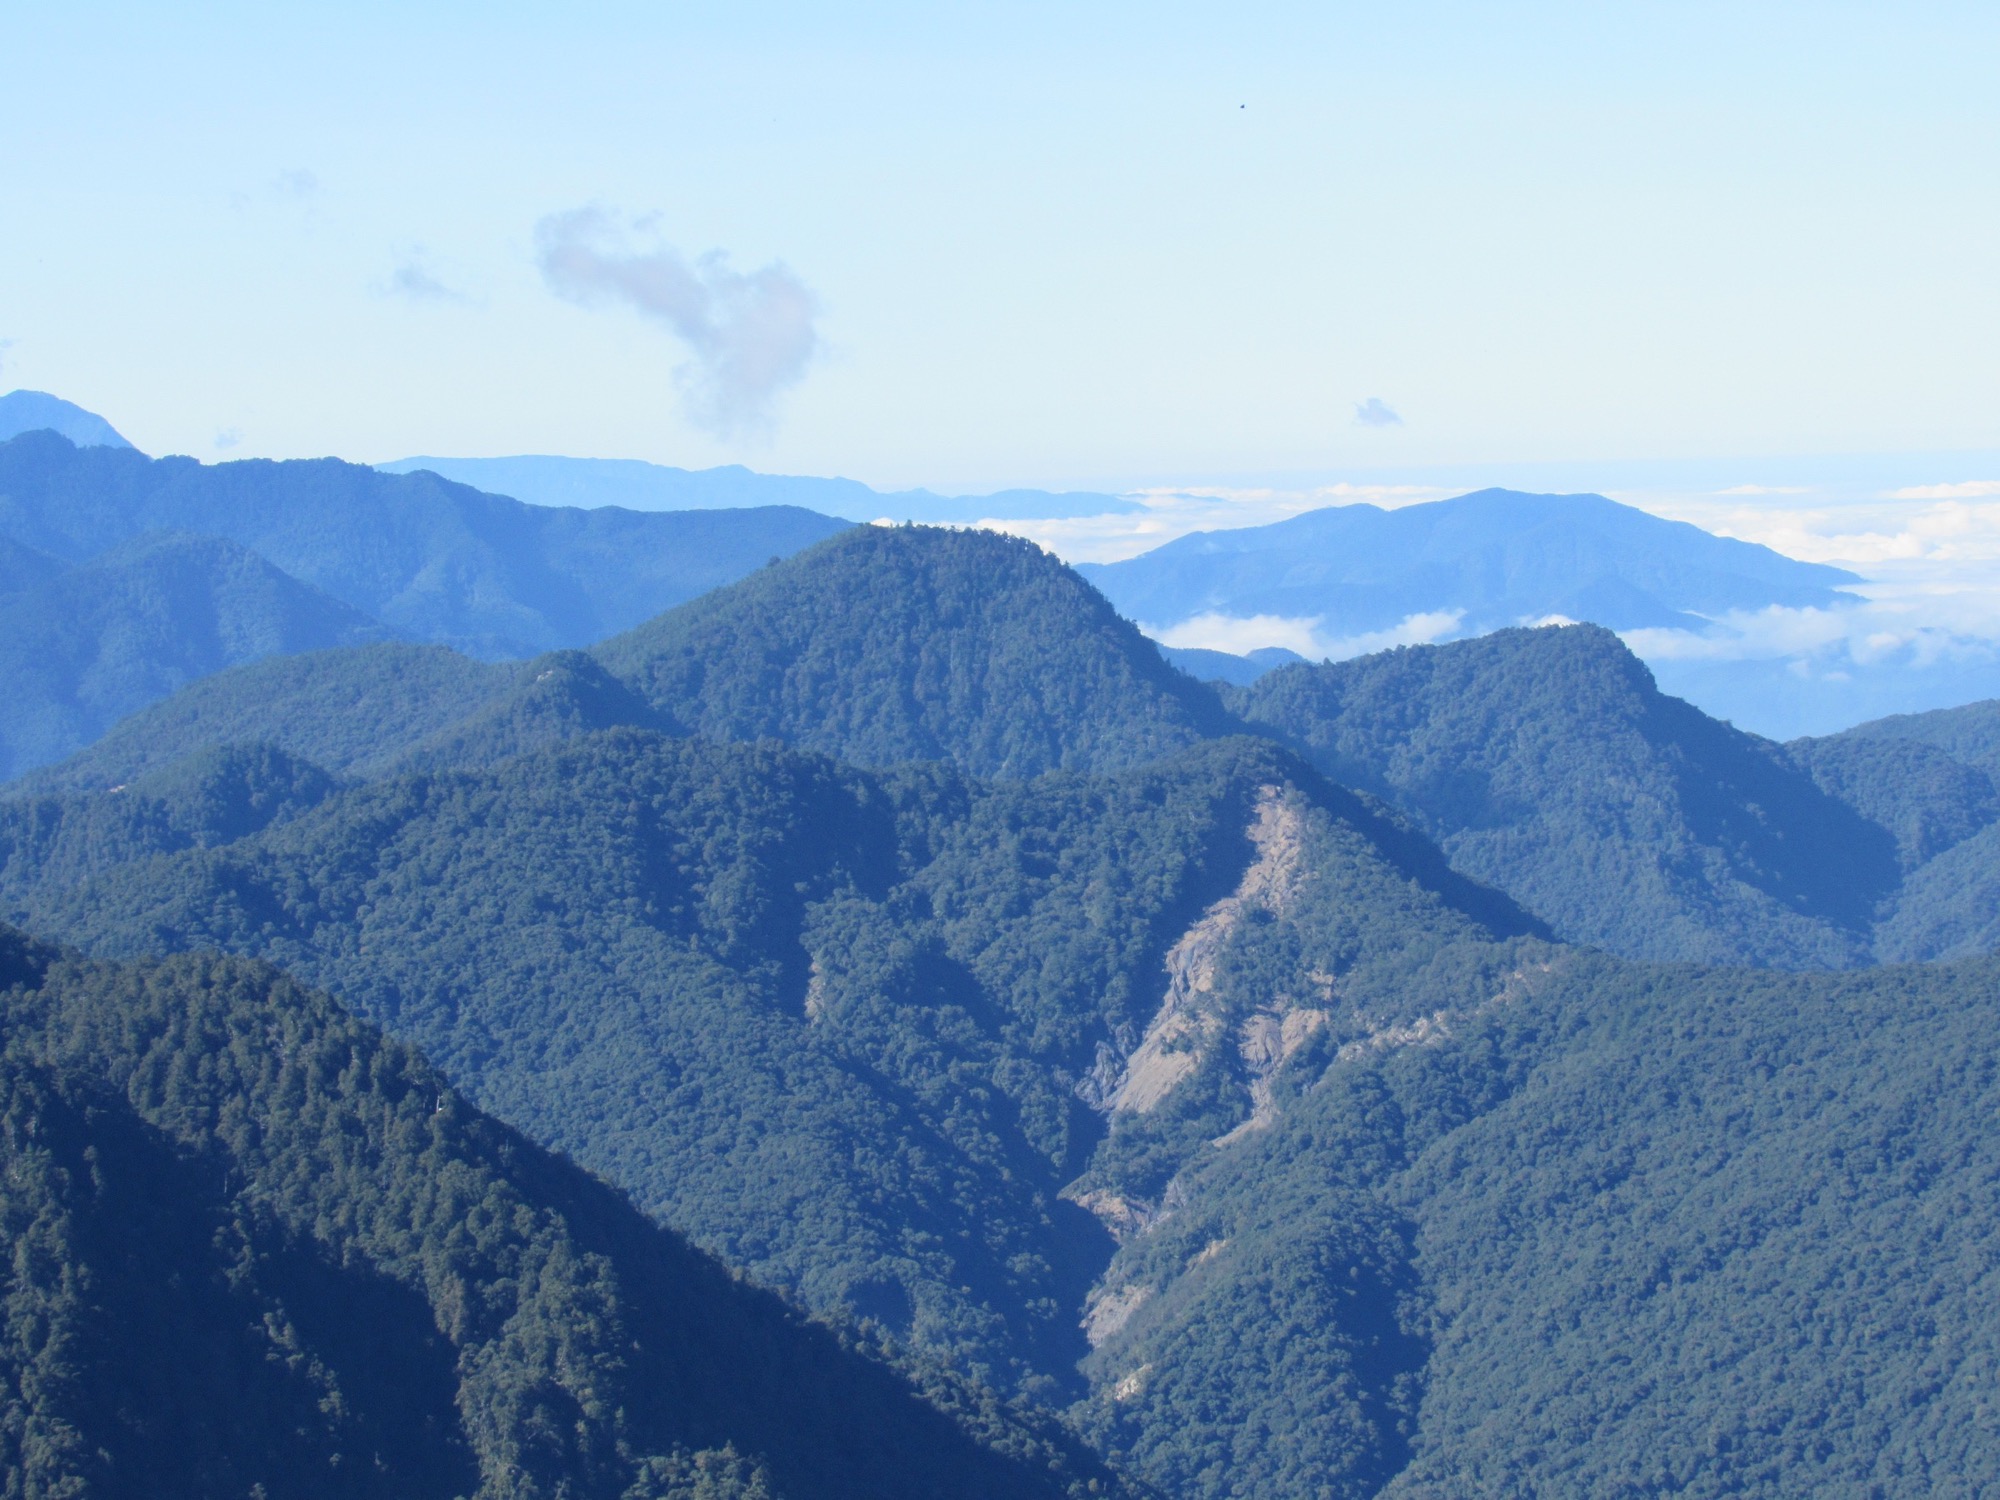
1108;785;1310;1116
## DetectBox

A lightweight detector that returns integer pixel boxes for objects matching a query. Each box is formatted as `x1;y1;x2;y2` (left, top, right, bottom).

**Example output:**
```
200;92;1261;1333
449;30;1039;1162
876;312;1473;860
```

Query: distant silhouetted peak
0;391;136;450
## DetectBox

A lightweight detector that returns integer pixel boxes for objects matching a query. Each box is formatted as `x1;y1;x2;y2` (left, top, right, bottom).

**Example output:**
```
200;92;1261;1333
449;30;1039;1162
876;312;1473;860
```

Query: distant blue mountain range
378;454;1141;523
1081;487;1861;640
0;390;134;449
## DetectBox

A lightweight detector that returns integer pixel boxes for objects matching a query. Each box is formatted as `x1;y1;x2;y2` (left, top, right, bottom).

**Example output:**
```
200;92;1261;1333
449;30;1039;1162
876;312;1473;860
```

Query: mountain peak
0;391;135;450
597;523;1233;778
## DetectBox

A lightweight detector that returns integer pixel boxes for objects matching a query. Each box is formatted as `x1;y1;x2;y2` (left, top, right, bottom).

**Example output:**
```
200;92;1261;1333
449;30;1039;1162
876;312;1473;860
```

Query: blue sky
4;1;1997;493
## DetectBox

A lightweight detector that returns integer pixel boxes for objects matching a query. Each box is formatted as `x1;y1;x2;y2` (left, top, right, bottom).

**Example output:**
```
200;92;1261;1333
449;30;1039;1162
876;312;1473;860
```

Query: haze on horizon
2;1;1995;500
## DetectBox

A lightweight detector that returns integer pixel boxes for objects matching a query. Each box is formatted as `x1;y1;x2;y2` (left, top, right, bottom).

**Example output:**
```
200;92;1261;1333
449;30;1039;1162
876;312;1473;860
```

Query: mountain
1789;701;2000;961
0;926;1126;1500
379;454;1140;523
1156;645;1308;687
0;531;394;781
13;519;2000;1494
1078;946;2000;1498
17;720;2000;1494
5;642;512;797
10;726;1540;1416
0;533;67;594
0;430;851;658
595;525;1236;778
1817;695;2000;775
1229;623;1896;967
0;389;134;448
1081;487;1860;639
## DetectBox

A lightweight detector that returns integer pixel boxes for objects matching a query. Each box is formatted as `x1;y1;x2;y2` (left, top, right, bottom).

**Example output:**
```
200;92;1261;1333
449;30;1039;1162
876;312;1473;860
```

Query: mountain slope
5;642;511;797
16;729;1539;1411
1083;487;1859;638
1075;946;2000;1498
0;431;851;658
1230;623;1896;966
0;531;394;780
0;926;1126;1500
0;389;134;448
596;525;1234;778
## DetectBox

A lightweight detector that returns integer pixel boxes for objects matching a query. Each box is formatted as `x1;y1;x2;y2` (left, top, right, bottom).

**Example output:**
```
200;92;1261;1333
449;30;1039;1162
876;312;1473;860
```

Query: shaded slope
0;927;1126;1500
596;525;1233;778
1083;487;1858;637
1232;623;1896;966
8;642;513;796
0;534;65;594
0;430;851;658
0;531;394;780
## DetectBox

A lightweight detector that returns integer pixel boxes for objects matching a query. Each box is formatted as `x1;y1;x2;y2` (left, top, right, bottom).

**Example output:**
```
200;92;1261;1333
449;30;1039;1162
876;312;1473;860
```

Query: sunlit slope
1233;623;1896;967
595;524;1235;778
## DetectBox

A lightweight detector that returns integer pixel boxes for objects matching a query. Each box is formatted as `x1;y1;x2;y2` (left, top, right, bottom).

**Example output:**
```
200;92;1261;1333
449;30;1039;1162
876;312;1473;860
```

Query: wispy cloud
1354;397;1403;428
535;208;820;438
383;256;472;304
213;428;243;451
1716;484;1809;496
1889;480;2000;500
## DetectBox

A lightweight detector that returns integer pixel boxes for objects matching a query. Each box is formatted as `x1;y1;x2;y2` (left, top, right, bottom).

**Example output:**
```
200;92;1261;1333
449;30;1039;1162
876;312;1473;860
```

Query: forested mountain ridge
5;643;515;798
0;925;1133;1500
595;525;1237;778
12;729;1541;1418
1229;623;1897;968
0;430;850;658
0;530;394;780
9;513;2000;1493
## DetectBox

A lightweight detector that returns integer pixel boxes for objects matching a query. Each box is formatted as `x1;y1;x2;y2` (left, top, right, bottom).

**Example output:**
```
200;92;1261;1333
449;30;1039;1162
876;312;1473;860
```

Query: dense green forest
11;518;2000;1495
0;926;1129;1499
1229;623;1897;967
594;526;1234;778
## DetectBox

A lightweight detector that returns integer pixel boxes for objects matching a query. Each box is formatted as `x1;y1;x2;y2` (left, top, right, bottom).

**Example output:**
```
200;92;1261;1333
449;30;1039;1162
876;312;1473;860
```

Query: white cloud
1889;480;2000;500
1150;613;1330;657
1146;607;1466;662
535;208;819;439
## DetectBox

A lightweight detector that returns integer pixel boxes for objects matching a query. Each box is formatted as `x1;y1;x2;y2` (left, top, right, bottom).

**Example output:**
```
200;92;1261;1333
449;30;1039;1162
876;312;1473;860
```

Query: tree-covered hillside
1075;945;2000;1498
14;729;1537;1410
0;531;393;780
595;526;1234;778
1230;623;1895;967
7;642;513;797
0;430;851;658
0;925;1128;1500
